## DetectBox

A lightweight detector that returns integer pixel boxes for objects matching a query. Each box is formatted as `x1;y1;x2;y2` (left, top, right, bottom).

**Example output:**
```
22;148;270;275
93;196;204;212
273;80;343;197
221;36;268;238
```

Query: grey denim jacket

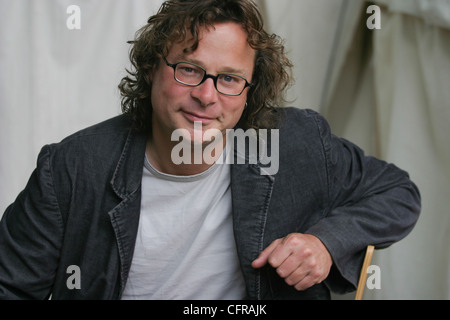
0;107;421;300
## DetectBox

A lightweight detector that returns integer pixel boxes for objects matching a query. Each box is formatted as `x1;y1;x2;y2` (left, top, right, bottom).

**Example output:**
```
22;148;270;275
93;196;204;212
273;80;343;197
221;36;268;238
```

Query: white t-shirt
121;153;246;300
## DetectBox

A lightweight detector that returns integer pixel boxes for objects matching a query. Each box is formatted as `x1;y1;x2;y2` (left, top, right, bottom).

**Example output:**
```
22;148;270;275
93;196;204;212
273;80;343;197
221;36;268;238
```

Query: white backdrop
0;0;164;214
1;0;449;300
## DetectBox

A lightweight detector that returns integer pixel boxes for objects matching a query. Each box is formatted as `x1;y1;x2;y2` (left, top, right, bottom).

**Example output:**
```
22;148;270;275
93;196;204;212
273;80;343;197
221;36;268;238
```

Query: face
149;22;256;145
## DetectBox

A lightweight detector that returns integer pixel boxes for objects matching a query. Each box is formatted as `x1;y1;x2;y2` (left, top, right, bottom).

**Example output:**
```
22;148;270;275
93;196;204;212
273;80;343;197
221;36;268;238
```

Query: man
0;0;420;300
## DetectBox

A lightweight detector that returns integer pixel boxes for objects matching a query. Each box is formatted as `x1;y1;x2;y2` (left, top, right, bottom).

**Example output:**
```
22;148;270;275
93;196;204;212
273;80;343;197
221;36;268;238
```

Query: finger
293;272;322;291
275;254;303;280
284;265;309;288
251;239;281;269
265;236;300;269
286;261;328;291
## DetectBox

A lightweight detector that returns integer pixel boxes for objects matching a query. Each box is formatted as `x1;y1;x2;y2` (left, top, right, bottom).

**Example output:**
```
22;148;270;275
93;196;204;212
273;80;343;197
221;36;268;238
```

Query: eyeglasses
163;57;253;96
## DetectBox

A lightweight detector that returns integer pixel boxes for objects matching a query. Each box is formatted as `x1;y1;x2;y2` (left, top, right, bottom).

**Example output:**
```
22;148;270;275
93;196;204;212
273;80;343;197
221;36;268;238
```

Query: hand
251;233;333;291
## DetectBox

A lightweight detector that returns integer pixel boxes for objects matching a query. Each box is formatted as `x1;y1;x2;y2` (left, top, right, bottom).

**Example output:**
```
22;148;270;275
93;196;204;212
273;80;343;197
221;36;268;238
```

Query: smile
182;111;215;124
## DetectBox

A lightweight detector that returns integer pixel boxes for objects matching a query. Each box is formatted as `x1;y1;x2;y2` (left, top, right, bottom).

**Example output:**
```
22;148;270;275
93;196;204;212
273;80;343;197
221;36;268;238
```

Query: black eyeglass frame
163;57;254;96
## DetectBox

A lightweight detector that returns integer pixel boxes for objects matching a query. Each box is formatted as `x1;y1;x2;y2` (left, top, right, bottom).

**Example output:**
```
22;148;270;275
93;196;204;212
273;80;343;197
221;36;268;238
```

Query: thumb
251;239;280;269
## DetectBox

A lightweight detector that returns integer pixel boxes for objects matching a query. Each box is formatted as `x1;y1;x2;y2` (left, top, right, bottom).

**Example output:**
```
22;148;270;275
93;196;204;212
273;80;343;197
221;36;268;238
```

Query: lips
182;110;216;124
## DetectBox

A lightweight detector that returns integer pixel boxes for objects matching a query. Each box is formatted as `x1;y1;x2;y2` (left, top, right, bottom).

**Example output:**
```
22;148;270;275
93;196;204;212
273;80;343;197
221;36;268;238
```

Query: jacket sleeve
0;145;64;299
304;111;421;294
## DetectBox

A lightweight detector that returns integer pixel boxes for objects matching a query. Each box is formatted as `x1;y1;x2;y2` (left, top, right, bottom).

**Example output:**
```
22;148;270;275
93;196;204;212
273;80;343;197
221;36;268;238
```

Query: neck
146;129;226;176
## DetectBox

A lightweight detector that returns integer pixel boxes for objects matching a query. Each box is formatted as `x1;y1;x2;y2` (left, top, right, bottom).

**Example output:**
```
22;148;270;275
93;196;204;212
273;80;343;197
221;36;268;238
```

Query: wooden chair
354;245;375;300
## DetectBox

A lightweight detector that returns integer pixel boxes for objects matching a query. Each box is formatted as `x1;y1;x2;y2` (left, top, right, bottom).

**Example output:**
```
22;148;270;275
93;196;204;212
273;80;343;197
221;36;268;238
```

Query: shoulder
59;114;133;144
274;107;331;141
42;114;138;166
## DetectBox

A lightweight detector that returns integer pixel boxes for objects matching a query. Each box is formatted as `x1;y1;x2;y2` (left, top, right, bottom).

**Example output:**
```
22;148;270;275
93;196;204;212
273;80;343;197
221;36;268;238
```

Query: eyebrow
172;54;249;78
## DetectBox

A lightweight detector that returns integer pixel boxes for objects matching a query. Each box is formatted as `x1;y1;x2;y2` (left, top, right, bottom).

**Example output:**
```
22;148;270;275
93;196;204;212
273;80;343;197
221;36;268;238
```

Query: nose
190;77;218;107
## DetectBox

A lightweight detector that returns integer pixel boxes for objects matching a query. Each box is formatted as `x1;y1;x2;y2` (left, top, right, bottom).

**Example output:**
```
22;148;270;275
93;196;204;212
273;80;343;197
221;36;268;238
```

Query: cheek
225;96;247;113
151;72;184;108
220;97;247;123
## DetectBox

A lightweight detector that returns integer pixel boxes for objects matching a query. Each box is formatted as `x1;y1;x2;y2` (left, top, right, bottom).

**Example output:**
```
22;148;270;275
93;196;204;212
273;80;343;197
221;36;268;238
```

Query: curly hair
118;0;293;132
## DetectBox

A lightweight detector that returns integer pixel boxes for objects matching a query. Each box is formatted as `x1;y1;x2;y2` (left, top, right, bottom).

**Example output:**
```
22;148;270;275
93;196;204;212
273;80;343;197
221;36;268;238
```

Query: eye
222;74;238;83
218;74;245;88
180;66;195;73
177;63;203;76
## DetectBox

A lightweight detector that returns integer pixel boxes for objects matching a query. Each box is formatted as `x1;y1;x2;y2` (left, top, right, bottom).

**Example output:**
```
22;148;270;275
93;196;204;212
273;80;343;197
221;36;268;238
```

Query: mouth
182;110;216;124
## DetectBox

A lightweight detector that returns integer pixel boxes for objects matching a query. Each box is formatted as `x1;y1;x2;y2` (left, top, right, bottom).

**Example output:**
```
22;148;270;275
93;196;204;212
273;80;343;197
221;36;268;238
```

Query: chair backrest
354;245;375;300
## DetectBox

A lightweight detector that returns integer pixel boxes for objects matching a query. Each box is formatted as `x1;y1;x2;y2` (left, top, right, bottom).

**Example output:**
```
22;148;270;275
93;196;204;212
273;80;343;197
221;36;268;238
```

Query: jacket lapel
108;129;147;295
231;162;275;300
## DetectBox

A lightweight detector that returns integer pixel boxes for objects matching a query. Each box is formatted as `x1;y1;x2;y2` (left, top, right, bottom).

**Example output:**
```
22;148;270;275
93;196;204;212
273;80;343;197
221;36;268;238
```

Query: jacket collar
110;129;147;199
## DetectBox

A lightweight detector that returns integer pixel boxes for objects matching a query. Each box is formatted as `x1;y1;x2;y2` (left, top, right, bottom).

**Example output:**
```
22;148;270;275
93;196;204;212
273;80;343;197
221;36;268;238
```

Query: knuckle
311;269;322;280
276;267;286;278
285;278;296;287
268;256;279;268
307;257;317;269
303;247;313;258
285;235;302;247
294;282;307;291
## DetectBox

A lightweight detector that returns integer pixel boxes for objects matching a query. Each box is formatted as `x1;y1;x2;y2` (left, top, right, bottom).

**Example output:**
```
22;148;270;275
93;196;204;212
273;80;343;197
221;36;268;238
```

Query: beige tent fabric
368;6;450;300
255;0;364;111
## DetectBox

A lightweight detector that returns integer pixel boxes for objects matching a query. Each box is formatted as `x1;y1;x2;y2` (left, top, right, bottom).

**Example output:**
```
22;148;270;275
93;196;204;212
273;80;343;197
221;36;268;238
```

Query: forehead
167;22;256;74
